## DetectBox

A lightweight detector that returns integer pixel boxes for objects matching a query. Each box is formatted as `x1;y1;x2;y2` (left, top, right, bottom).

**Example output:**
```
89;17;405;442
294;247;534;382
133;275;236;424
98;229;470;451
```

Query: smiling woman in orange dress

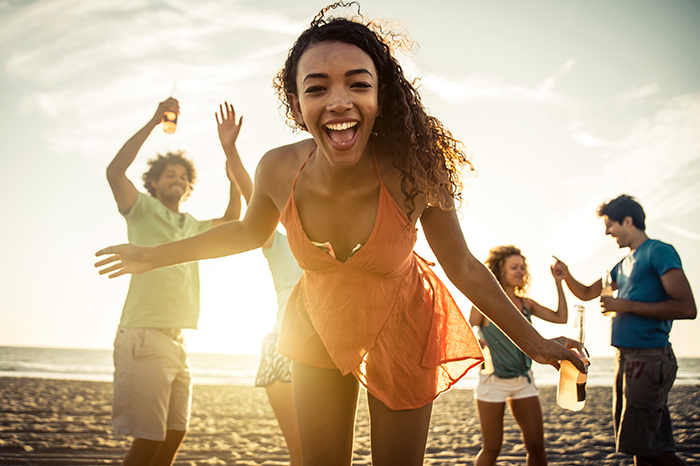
95;4;587;465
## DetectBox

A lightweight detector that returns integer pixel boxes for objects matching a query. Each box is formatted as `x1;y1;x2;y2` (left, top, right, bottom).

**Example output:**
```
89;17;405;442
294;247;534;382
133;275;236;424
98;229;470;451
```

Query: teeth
325;121;358;131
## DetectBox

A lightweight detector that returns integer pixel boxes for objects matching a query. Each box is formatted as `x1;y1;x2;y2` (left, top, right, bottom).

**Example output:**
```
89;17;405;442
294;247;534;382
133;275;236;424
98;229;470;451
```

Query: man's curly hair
142;151;196;199
273;2;475;218
485;245;530;297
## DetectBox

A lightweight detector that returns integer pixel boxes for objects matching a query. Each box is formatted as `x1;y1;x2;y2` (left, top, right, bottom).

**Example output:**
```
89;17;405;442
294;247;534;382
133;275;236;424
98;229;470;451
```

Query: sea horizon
1;345;699;388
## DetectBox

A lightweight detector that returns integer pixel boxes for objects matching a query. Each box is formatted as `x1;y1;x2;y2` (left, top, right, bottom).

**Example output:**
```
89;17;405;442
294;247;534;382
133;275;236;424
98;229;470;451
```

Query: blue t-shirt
610;239;682;348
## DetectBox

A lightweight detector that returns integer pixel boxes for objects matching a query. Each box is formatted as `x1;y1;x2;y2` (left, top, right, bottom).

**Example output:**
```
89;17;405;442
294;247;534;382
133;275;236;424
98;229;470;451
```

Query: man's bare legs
122;429;186;466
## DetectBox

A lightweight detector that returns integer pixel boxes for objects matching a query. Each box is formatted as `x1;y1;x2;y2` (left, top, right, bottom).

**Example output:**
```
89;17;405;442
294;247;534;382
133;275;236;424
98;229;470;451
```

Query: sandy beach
0;377;697;465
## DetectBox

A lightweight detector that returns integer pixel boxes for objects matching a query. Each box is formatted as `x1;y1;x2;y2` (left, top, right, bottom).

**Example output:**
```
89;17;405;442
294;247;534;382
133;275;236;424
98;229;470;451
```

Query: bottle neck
572;308;585;344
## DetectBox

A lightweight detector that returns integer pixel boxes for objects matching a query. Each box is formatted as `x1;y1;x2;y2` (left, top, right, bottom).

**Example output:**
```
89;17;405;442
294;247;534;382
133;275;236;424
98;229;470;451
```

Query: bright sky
1;0;699;357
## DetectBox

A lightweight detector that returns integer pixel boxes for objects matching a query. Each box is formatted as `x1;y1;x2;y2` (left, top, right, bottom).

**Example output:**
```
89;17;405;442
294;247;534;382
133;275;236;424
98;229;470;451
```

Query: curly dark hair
273;2;475;217
597;194;646;231
485;245;530;297
142;151;196;199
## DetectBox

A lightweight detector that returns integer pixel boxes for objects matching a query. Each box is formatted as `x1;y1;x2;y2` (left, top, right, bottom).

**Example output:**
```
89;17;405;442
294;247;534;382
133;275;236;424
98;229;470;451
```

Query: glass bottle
557;305;588;411
163;83;178;134
600;270;616;317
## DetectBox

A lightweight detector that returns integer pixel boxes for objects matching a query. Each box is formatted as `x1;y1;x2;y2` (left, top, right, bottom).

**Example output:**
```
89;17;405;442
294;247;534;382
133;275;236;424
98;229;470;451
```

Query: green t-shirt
119;193;212;329
478;306;533;380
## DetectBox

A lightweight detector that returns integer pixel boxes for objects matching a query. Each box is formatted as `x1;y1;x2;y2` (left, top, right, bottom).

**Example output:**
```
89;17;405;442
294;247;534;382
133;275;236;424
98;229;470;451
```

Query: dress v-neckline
290;146;387;265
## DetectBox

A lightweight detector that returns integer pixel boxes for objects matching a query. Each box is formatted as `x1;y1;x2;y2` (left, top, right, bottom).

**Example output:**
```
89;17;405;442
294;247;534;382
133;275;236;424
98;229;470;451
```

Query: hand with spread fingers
216;101;243;151
95;244;153;278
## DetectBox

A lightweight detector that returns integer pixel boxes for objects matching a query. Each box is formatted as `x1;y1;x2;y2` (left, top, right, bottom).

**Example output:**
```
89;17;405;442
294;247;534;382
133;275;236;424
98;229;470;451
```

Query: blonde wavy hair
485;245;530;297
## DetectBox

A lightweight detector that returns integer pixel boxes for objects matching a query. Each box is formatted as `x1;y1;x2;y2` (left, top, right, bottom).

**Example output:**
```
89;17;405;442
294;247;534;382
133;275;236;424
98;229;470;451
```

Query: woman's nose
326;88;352;113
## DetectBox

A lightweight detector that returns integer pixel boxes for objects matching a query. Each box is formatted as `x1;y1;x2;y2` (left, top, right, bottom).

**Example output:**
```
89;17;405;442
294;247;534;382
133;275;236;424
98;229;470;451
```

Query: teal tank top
479;305;533;380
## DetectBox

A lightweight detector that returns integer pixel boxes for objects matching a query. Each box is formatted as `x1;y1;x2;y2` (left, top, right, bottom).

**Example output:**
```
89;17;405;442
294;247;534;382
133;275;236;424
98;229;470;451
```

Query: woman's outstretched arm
420;204;586;373
95;152;282;278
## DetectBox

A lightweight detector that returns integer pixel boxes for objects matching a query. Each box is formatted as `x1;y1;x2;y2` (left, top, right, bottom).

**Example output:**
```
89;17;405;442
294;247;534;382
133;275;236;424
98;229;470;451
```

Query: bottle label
576;382;586;402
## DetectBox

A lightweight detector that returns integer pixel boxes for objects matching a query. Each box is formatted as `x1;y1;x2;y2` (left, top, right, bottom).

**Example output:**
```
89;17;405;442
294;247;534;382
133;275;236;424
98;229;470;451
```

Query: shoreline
0;377;698;465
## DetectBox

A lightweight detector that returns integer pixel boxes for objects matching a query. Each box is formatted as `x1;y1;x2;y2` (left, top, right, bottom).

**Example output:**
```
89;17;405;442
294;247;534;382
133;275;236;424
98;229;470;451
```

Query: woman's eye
305;86;324;93
351;81;371;89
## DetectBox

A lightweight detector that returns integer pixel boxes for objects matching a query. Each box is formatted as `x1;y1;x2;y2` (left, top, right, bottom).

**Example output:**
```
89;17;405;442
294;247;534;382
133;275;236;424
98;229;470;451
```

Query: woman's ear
289;94;306;128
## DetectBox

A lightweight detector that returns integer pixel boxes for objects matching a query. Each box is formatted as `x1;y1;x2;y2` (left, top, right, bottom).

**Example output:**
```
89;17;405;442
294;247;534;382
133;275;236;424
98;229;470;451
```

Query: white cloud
572;92;700;219
615;83;659;104
569;130;621;149
659;223;700;242
421;73;572;105
1;0;304;159
538;58;575;93
415;59;576;106
1;0;303;85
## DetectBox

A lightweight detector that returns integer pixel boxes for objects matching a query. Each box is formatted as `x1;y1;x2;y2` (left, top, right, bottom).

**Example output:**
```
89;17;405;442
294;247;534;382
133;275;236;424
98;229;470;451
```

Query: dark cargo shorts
614;345;678;457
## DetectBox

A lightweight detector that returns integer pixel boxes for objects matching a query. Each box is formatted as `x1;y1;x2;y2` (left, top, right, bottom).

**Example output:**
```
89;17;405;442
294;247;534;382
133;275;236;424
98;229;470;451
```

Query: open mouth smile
324;121;359;147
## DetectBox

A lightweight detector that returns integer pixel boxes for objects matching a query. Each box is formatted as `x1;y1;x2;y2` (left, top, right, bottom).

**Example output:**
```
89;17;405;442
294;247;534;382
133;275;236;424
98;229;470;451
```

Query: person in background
95;6;587;465
216;102;303;465
470;245;568;466
105;98;242;466
553;194;697;466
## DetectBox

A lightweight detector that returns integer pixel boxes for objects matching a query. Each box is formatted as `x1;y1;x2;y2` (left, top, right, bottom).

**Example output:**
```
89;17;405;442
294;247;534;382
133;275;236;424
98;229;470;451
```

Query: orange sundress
278;150;482;410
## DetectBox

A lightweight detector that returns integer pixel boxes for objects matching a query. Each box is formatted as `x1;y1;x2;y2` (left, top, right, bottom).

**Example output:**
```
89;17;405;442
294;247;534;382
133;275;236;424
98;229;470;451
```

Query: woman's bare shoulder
255;138;316;206
257;138;316;173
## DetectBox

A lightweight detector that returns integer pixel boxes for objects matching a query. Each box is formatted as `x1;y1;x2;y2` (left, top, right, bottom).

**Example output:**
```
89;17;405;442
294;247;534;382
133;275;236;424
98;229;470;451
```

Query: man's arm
210;102;250;227
210;170;242;227
552;258;603;301
107;98;179;212
601;268;697;320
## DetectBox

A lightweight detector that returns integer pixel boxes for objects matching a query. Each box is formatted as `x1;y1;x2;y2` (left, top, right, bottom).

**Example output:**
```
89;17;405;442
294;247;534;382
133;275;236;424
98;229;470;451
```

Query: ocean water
0;346;698;388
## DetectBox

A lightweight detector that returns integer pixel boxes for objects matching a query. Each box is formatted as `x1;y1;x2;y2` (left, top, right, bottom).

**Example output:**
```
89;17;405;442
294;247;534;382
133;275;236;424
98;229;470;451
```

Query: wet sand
0;377;698;465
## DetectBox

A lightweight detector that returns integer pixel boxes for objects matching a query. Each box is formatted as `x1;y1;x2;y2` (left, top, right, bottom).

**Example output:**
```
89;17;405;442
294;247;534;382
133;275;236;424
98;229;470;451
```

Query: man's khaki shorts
112;327;192;441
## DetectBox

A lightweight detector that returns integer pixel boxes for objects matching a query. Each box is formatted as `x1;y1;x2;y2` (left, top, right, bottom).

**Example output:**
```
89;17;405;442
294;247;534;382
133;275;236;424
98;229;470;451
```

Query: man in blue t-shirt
553;195;696;466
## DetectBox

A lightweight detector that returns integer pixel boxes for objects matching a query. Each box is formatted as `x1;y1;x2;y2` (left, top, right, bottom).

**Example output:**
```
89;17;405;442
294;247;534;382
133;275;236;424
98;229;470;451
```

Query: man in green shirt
105;98;242;465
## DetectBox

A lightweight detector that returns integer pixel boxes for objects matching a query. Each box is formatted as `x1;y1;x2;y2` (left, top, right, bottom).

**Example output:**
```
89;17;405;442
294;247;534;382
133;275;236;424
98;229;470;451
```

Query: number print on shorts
625;361;646;379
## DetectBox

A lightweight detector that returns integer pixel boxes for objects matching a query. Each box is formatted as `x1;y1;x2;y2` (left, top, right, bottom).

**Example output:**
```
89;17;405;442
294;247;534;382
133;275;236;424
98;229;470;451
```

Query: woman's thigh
366;392;433;466
292;362;359;466
508;395;545;449
476;400;506;450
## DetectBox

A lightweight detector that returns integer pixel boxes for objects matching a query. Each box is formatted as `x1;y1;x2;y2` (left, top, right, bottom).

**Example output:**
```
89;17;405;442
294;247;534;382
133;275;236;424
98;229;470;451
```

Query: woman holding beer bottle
469;245;569;466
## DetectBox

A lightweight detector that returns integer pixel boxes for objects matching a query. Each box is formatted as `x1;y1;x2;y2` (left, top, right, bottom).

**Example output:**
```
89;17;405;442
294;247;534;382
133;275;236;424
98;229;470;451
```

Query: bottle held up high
163;83;179;134
557;304;589;411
